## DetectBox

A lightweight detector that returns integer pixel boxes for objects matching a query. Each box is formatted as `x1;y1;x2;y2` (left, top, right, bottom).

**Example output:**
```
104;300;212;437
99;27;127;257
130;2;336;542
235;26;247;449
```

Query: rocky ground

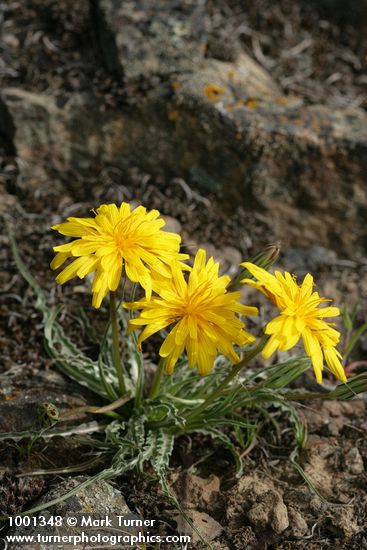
1;1;367;548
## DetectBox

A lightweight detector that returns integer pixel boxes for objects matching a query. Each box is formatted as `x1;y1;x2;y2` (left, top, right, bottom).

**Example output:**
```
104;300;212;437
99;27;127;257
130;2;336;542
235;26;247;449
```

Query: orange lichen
245;97;257;109
203;83;225;102
168;110;179;121
171;80;182;91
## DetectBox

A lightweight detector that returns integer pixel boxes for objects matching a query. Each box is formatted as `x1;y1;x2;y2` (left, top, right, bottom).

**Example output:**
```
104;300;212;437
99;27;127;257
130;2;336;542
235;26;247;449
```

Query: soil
1;1;367;549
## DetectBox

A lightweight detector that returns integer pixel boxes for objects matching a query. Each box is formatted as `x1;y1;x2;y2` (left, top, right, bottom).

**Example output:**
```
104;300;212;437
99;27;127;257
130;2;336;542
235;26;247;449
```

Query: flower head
51;203;188;308
125;250;258;375
241;262;347;384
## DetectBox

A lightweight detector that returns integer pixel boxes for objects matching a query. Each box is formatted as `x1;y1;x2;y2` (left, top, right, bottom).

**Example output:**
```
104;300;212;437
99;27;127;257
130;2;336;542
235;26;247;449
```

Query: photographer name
80;515;156;528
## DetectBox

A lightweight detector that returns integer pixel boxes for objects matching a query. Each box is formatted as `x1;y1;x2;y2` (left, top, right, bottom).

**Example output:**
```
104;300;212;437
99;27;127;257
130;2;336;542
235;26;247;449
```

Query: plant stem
129;284;145;409
134;350;144;409
109;291;126;396
185;335;268;422
149;357;166;399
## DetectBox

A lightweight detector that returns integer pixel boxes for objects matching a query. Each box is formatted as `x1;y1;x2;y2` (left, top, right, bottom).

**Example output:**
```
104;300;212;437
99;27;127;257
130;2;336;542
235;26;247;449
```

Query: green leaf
146;400;186;430
345;320;367;361
289;449;327;503
150;430;174;477
44;306;114;397
342;305;353;331
17;455;103;476
261;356;311;389
0;421;106;442
278;401;307;448
328;374;367;400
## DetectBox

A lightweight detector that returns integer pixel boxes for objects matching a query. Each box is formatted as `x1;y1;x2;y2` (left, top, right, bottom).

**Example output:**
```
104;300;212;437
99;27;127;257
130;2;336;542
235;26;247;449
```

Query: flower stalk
184;335;268;423
149;358;166;399
227;243;280;292
109;291;126;396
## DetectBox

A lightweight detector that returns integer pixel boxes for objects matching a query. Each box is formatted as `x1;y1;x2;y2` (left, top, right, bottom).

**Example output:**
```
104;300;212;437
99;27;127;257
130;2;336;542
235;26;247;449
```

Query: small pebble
345;447;364;474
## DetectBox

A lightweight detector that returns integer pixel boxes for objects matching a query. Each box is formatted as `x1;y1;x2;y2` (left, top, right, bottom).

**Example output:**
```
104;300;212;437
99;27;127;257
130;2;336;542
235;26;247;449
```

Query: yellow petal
262;335;280;359
159;325;179;358
56;257;87;284
302;329;321;357
310;351;324;384
323;347;347;383
50;252;70;270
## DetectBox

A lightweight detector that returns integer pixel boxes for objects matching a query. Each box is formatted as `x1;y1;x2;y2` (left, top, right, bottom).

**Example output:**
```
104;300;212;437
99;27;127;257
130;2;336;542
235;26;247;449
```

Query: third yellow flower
241;262;347;384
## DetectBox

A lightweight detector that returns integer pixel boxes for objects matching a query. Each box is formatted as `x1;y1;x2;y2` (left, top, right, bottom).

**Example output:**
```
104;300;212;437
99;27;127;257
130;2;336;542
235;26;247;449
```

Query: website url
4;531;191;547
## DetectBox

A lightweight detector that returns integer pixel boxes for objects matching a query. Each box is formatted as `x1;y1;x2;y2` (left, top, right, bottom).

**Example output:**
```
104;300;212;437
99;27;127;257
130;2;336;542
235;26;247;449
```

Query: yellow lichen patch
171;80;182;91
83;504;93;513
4;392;19;401
167;110;179;121
245;97;258;109
203;83;225;102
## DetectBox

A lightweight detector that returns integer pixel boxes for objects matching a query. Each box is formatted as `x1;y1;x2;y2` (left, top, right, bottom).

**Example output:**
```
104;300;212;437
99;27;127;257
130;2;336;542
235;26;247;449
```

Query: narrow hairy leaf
0;421;106;442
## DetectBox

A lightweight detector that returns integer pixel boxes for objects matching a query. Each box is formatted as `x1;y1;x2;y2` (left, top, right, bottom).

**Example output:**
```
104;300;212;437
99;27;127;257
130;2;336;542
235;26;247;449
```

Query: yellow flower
241;262;347;384
51;203;188;308
124;249;258;375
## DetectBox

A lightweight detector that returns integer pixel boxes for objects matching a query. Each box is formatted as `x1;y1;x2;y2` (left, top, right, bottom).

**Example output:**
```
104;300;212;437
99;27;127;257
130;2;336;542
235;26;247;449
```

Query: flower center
181;287;209;317
113;222;135;253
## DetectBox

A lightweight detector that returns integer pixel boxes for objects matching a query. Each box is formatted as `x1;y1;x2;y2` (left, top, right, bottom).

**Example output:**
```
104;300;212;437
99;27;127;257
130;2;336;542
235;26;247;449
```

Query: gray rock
32;476;131;517
0;365;91;433
281;246;337;274
161;215;182;235
7;477;135;549
2;1;367;256
94;0;210;80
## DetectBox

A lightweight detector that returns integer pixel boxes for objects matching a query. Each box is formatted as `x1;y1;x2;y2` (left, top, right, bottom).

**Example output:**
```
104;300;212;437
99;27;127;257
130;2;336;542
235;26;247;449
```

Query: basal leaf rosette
51;202;188;307
241;262;347;384
125;249;258;375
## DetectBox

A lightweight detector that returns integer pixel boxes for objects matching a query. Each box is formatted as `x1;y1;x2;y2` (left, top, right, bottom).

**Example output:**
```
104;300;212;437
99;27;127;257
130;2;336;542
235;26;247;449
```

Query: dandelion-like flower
124;249;258;375
241;262;347;384
51;202;188;308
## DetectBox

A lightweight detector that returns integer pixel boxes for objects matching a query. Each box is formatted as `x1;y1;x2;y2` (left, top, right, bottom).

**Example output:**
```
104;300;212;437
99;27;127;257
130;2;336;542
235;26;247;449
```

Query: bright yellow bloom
51;203;188;308
124;249;258;375
241;262;347;384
